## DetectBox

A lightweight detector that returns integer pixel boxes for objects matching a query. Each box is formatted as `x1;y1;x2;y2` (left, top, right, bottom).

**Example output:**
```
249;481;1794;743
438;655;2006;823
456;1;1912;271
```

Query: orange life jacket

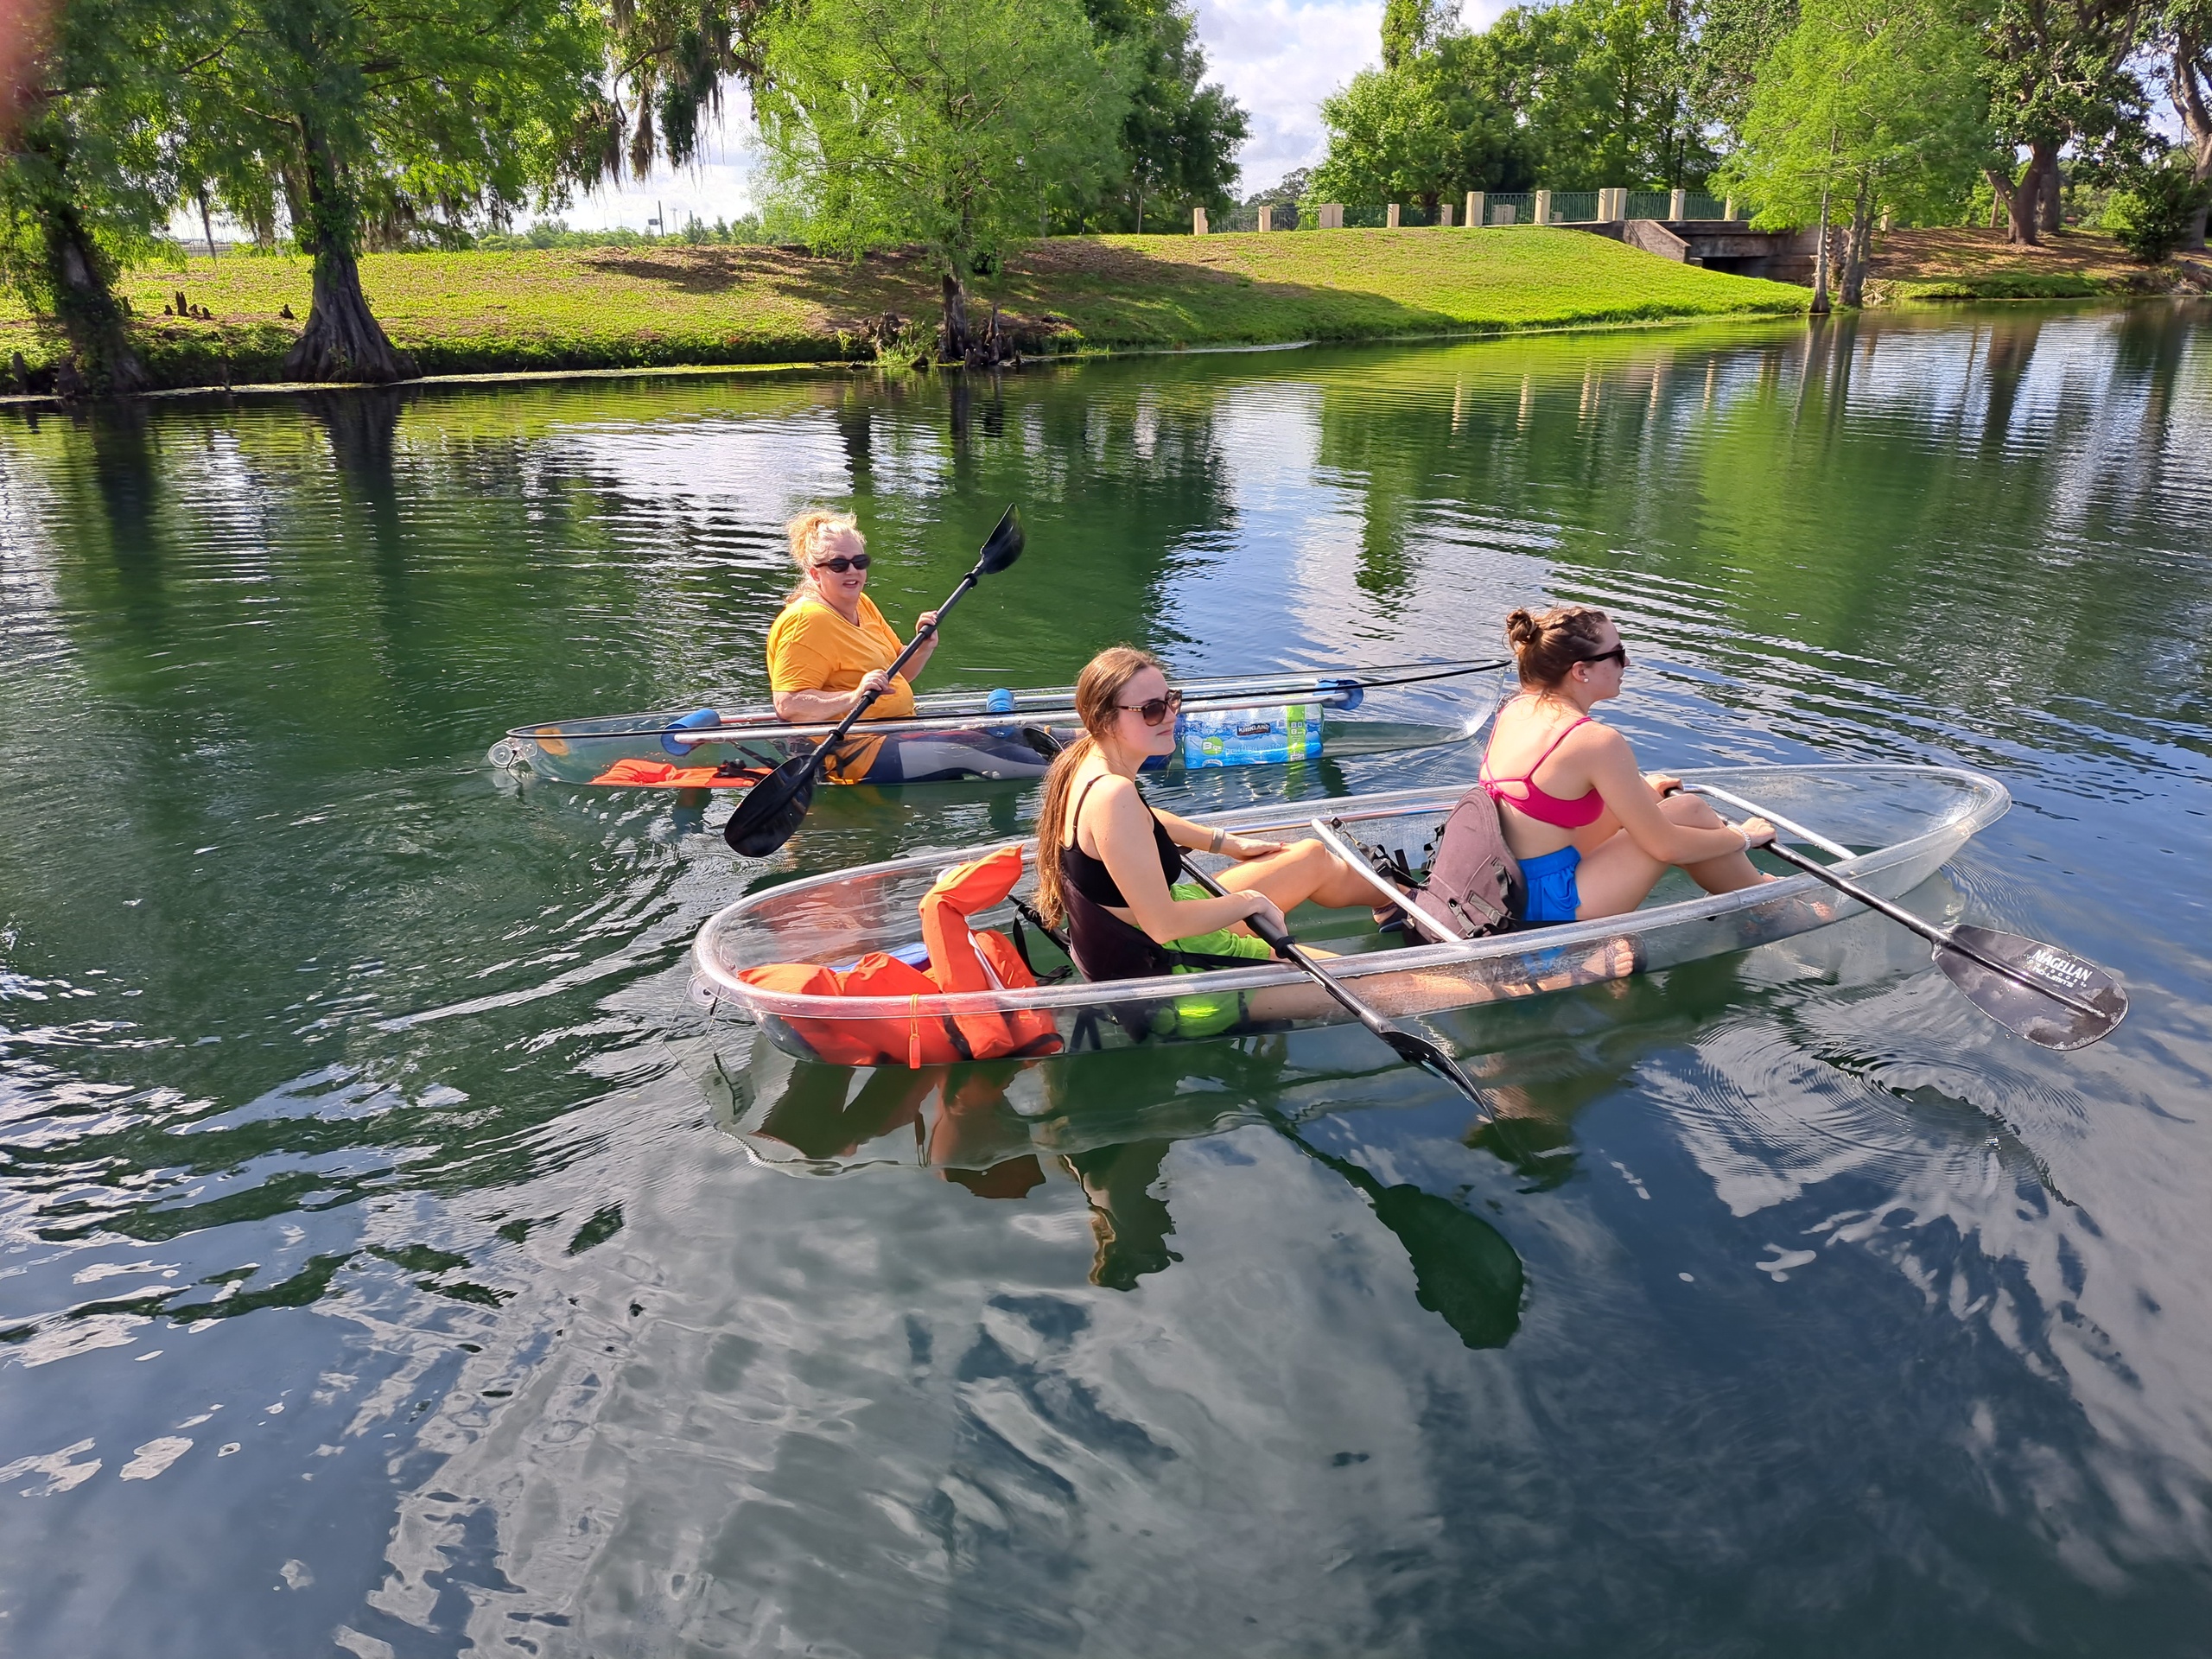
588;758;775;790
737;844;1061;1067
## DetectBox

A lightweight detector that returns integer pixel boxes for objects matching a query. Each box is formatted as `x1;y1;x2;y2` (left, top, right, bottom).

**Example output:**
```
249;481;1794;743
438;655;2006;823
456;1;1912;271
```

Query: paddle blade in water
721;753;818;856
1378;1027;1491;1105
976;505;1024;574
1933;925;2128;1051
1368;1184;1525;1349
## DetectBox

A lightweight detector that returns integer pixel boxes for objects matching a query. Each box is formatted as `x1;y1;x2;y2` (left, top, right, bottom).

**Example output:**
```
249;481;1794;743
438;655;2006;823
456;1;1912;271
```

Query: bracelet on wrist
1210;827;1225;855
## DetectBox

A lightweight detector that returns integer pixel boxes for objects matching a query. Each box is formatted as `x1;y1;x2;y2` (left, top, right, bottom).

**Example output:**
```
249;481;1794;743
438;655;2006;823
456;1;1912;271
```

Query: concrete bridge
1584;219;1825;285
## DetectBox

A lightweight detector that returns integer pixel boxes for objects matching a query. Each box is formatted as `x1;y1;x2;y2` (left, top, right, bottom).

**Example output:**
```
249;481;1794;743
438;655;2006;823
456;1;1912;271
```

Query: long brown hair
1033;645;1165;927
1504;604;1611;688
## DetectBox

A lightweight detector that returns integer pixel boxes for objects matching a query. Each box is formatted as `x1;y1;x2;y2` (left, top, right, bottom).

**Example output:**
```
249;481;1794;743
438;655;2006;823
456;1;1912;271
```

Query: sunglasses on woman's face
1115;689;1183;726
813;554;871;574
1579;645;1628;669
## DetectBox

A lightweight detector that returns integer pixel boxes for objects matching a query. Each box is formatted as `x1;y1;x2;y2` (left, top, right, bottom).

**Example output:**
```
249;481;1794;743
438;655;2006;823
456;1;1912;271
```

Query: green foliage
1980;0;2148;164
184;0;606;257
1064;0;1248;233
1502;0;1712;190
2100;149;2212;260
475;213;795;251
1380;0;1449;71
753;0;1135;280
1721;0;1991;229
1314;0;1716;208
592;1;778;183
0;0;221;386
1690;0;1802;145
1314;30;1541;209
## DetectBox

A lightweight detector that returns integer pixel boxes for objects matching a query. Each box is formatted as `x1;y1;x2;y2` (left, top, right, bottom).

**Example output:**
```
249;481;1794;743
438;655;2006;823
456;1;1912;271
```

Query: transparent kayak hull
490;662;1494;788
690;764;2010;1065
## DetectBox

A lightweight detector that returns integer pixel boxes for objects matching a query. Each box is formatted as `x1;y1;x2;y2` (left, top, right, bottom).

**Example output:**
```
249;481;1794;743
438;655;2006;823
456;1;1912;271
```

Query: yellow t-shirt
764;593;917;720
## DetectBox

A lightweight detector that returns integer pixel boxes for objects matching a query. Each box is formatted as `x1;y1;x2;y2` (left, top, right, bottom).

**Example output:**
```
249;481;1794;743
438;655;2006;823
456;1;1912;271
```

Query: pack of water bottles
1179;701;1325;768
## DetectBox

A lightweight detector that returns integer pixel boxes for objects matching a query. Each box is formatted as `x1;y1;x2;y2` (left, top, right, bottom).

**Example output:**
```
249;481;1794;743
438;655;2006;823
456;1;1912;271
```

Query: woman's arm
1090;780;1273;942
900;610;940;683
1582;731;1771;863
1152;806;1282;861
771;672;901;722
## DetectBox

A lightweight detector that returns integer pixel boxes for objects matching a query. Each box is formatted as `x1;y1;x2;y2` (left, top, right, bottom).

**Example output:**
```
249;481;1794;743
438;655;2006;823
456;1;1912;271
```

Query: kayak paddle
1688;783;2127;1052
724;505;1026;857
1177;856;1492;1109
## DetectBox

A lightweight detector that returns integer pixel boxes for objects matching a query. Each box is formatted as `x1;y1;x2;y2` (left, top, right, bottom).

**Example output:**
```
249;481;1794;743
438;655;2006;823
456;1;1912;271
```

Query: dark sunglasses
812;553;871;574
1115;689;1184;725
1578;645;1629;669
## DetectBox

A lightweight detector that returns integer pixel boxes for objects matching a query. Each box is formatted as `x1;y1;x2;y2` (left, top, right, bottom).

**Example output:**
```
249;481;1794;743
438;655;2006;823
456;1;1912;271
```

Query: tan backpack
1410;786;1525;939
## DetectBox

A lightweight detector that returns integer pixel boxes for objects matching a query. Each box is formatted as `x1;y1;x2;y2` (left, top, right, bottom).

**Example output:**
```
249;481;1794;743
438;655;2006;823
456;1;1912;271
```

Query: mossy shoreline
0;228;1812;397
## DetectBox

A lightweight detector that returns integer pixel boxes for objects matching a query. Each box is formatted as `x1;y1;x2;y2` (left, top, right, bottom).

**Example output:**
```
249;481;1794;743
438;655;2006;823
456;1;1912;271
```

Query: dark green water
3;306;2209;1656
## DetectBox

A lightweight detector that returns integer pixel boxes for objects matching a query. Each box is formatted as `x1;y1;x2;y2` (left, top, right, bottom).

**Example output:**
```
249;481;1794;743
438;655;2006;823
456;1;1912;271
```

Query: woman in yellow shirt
762;507;1057;785
766;509;941;722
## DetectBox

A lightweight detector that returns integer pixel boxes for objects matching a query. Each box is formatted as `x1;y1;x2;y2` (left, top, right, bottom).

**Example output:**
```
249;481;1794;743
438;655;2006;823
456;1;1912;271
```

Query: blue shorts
1517;846;1582;925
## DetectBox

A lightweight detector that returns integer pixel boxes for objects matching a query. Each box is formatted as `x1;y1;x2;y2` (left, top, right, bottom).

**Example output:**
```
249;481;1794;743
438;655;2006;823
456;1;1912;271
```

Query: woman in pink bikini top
1480;604;1777;925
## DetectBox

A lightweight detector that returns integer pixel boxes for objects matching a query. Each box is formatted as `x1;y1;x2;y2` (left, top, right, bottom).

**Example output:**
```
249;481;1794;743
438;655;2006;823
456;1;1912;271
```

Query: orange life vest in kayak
588;758;775;790
737;844;1062;1067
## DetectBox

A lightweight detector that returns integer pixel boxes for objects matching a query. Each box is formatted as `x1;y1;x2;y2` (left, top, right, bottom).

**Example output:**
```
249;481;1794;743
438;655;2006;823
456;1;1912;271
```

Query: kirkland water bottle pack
1179;702;1325;768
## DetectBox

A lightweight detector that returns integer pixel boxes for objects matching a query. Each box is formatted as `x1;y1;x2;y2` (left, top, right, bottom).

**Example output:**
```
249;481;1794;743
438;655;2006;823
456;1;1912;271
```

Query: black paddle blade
1368;1184;1525;1349
1378;1026;1490;1104
976;505;1024;574
721;751;819;856
1933;925;2128;1052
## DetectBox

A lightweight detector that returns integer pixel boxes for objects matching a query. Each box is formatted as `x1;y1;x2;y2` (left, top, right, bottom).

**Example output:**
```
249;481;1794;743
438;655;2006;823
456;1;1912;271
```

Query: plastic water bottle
1180;702;1325;767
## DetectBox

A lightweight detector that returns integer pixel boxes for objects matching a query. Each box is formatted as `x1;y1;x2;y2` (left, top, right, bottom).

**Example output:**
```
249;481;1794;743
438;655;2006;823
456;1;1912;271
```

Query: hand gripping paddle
724;506;1026;857
1177;856;1492;1110
1688;784;2127;1052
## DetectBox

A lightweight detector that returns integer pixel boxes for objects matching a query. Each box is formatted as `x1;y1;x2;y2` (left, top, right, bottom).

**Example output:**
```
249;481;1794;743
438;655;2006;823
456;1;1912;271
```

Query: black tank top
1061;774;1180;907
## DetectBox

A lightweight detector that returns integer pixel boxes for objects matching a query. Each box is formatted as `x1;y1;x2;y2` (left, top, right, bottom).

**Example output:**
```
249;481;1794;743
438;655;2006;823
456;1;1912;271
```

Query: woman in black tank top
1033;646;1382;991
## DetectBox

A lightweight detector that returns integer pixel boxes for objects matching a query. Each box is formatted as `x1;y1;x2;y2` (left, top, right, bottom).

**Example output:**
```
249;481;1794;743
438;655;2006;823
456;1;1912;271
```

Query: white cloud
1189;0;1514;198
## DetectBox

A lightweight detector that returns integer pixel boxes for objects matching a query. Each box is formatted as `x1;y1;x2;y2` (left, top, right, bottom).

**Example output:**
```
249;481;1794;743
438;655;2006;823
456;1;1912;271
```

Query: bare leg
1212;838;1377;914
1572;794;1772;919
1664;793;1775;894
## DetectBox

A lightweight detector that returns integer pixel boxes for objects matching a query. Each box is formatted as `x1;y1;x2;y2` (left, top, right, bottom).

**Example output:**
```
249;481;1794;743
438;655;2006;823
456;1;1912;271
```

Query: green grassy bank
0;227;1809;393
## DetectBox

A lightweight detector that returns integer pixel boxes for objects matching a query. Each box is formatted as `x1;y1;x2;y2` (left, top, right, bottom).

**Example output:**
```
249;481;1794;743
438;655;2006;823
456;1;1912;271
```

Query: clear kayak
487;658;1502;790
690;764;2010;1066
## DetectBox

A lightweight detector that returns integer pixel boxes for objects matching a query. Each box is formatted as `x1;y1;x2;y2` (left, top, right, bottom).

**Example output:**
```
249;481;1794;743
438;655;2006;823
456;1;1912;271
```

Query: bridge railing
1190;191;1750;234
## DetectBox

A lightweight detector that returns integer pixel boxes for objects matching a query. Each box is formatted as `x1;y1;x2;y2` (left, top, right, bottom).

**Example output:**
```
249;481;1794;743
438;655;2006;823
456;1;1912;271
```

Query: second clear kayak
487;658;1505;790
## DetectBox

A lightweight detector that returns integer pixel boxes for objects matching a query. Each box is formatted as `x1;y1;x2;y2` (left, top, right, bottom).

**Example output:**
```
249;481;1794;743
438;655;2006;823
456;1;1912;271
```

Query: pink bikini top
1482;715;1606;829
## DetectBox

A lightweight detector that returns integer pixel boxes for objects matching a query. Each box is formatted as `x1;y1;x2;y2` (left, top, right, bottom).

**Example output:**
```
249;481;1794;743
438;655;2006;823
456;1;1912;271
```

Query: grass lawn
1866;226;2209;301
0;226;1808;393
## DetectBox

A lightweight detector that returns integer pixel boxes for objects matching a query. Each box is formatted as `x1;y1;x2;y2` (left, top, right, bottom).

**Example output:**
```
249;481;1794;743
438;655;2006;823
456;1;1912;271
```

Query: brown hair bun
1505;604;1611;688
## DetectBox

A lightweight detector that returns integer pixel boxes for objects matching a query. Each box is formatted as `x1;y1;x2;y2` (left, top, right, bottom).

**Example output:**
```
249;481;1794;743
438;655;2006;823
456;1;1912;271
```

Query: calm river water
2;306;2209;1657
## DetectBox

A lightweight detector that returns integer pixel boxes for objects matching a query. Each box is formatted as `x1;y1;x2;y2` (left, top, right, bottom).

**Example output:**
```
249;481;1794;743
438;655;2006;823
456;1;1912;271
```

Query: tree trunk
1839;178;1873;307
1985;158;2042;246
17;126;148;396
283;124;416;384
1810;187;1833;315
940;270;969;364
2177;33;2210;251
2038;143;2063;233
42;201;149;396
